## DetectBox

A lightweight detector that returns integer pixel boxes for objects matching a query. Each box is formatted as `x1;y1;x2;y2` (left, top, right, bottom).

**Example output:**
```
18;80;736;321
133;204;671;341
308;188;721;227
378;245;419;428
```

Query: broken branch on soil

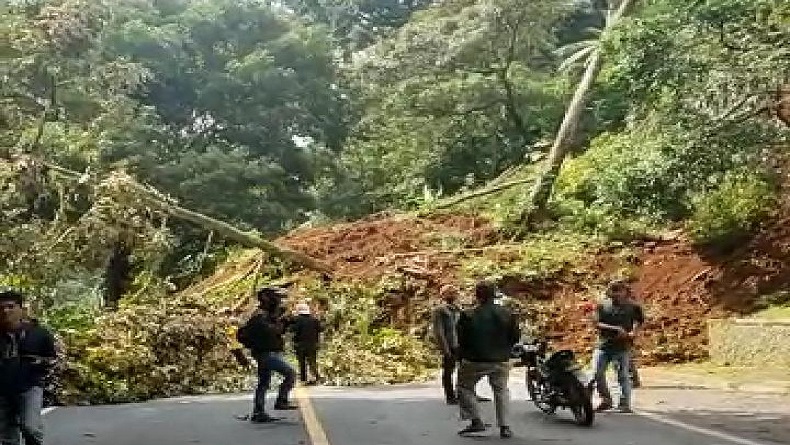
377;244;529;261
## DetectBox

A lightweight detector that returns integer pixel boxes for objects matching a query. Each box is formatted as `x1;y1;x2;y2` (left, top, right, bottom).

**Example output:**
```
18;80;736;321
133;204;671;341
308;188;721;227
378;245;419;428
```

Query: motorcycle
512;337;595;426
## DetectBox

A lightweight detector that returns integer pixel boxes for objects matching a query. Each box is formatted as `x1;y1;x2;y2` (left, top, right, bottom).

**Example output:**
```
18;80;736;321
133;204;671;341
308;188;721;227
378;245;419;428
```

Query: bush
304;281;438;385
59;298;248;404
687;171;776;251
555;129;689;220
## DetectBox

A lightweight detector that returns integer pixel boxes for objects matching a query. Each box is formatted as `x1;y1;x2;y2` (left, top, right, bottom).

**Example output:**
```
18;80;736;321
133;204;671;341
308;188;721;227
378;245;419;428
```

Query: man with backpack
237;287;297;423
289;302;322;385
0;289;56;445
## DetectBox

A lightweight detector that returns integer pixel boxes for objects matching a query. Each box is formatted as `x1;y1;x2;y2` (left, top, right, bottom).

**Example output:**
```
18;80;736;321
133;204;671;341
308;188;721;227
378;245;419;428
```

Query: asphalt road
46;377;789;445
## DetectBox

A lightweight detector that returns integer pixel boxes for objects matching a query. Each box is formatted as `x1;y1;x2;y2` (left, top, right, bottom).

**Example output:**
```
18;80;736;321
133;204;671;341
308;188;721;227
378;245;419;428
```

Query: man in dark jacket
456;281;520;439
237;287;297;423
290;303;322;385
0;289;56;445
432;285;461;404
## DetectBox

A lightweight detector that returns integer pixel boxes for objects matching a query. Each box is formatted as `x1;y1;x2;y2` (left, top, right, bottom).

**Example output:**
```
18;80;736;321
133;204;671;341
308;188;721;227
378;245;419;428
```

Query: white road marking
42;407;56;416
636;410;775;445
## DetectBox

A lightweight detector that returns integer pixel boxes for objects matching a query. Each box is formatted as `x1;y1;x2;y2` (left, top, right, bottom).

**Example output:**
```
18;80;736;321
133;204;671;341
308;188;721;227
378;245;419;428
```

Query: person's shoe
446;396;459;405
595;401;613;412
458;420;487;435
500;426;513;439
249;413;279;423
476;395;492;402
273;401;299;410
305;380;318;386
617;405;633;413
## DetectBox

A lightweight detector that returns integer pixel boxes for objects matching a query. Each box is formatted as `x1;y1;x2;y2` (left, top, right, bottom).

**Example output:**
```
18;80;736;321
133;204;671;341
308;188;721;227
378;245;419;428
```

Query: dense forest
2;0;789;403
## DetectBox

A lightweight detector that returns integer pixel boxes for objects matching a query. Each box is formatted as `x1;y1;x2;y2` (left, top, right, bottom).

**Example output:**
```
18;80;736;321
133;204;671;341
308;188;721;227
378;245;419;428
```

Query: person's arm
629;304;645;338
508;312;521;346
24;328;57;368
456;311;469;355
432;307;451;356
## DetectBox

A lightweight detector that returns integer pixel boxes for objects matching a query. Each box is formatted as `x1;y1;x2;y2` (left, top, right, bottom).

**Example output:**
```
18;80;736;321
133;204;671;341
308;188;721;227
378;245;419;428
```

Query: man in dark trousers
432;285;462;405
237;287;297;423
290;302;322;385
591;279;644;413
0;289;56;445
457;281;520;439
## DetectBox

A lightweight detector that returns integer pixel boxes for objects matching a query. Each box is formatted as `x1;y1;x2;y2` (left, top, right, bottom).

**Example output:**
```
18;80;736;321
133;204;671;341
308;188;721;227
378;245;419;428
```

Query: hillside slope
268;205;790;365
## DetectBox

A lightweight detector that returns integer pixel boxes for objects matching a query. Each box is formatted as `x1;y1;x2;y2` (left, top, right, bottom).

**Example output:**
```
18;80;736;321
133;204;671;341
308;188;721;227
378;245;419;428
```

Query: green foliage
301;280;437;385
42;302;99;333
753;291;790;312
319;0;575;216
60;296;247;404
282;0;433;52
556;126;688;218
460;234;600;283
687;171;776;250
97;0;346;232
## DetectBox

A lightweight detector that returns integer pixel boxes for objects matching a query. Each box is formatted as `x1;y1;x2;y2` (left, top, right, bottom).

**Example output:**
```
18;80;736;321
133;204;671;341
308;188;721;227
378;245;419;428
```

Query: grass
644;362;790;387
750;306;790;320
458;232;606;283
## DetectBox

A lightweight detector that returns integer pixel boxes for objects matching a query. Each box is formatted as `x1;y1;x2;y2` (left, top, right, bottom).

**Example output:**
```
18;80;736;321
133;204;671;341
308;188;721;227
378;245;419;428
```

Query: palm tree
521;0;635;226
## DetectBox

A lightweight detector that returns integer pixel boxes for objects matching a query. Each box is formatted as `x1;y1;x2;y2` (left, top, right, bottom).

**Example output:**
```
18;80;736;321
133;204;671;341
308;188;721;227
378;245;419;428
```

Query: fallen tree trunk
17;157;332;273
117;175;332;273
434;177;533;209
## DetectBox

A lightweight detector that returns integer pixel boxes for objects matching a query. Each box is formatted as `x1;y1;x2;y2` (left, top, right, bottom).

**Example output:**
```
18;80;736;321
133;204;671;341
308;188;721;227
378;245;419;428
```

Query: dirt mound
279;213;499;282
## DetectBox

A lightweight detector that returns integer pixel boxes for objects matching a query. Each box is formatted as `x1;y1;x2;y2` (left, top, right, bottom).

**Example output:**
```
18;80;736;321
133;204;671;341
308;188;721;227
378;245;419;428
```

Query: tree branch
434;176;533;209
497;22;529;138
9;156;332;273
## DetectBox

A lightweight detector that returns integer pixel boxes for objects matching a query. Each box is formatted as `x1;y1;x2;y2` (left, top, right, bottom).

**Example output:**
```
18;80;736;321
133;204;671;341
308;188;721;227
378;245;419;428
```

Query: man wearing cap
290;302;323;385
432;285;463;405
0;289;56;445
591;279;643;413
237;287;297;423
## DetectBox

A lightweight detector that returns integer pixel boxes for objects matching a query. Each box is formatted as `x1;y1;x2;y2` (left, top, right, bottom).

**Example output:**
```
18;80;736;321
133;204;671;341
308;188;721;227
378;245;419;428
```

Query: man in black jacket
237;287;297;423
290;303;322;385
432;285;461;404
0;289;56;445
456;281;520;439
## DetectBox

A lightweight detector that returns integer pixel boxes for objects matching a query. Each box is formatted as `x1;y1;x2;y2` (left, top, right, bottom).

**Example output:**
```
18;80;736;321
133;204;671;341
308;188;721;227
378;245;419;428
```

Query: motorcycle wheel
566;381;594;427
527;374;556;414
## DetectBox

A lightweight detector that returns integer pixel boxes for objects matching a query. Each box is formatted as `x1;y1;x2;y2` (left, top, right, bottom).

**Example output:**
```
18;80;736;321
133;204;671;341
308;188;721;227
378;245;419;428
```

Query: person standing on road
432;285;462;405
237;287;298;423
290;302;323;385
591;279;643;413
456;281;520;439
0;289;56;445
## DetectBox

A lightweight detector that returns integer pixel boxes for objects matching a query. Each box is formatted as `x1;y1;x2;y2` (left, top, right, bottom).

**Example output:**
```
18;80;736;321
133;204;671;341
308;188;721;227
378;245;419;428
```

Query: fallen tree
7;155;332;274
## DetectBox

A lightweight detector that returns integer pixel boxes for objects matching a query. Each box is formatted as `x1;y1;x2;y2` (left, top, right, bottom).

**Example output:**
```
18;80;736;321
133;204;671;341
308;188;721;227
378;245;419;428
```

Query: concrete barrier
708;318;790;367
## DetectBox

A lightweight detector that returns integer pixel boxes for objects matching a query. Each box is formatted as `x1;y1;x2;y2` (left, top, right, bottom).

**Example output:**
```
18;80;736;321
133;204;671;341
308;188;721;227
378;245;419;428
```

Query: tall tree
98;0;348;232
322;0;573;216
520;0;634;226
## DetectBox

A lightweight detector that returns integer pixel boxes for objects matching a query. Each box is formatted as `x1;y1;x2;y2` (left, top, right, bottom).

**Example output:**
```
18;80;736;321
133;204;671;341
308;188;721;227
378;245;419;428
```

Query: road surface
47;377;790;445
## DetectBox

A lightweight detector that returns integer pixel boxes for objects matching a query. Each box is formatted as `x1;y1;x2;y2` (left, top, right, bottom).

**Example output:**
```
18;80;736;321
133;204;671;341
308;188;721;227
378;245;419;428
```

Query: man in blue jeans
591;279;643;413
237;287;297;423
0;289;56;445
